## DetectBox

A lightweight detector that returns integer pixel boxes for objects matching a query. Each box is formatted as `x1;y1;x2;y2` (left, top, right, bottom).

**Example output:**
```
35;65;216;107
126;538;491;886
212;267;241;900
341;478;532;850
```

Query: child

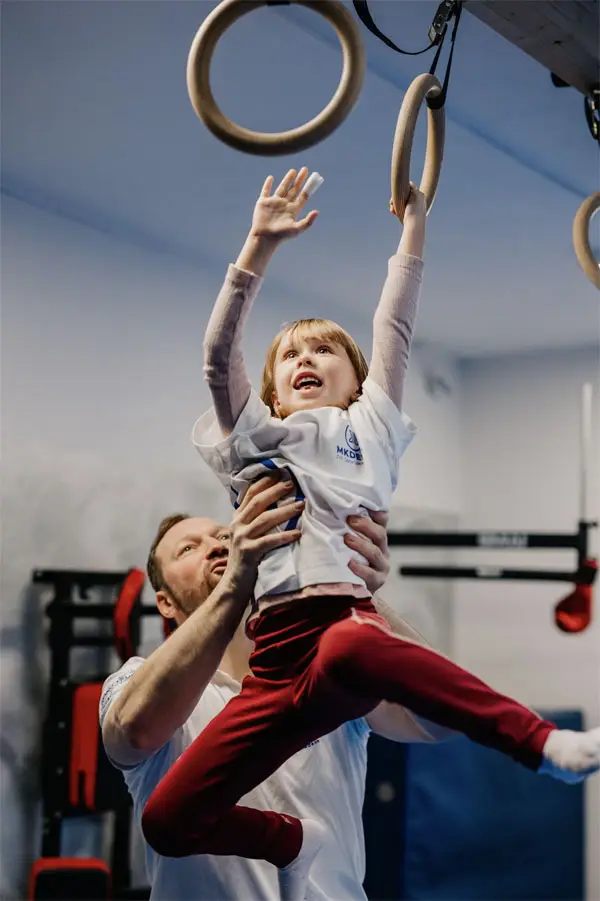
142;168;600;901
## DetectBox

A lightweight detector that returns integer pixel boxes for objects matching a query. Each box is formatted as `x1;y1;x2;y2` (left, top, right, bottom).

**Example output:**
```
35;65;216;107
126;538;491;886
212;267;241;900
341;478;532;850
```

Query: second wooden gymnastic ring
391;73;445;223
573;192;600;290
186;0;366;156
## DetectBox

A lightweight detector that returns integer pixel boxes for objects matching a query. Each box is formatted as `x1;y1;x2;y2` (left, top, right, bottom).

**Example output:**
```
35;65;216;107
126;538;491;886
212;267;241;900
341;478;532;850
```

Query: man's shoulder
99;656;145;725
342;716;371;741
317;717;370;754
103;656;146;690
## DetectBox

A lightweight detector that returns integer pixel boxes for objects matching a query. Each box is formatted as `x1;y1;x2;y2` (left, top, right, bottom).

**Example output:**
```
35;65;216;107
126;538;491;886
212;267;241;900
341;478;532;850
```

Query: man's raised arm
102;478;303;766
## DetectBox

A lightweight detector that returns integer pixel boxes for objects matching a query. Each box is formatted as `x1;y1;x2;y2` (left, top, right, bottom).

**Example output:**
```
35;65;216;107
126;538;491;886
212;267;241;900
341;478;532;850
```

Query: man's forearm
372;595;429;647
108;575;249;753
371;595;458;742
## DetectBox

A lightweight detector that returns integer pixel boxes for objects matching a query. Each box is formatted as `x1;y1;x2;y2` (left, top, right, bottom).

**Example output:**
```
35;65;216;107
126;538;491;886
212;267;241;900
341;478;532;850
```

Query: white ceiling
2;0;599;358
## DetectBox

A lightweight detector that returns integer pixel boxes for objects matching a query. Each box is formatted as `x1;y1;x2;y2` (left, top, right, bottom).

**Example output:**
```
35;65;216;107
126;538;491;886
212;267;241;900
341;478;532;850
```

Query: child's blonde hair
260;318;369;416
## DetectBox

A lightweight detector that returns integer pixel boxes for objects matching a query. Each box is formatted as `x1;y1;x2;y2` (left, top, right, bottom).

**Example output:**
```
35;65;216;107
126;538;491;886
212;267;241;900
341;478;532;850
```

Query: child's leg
304;606;555;769
141;671;371;866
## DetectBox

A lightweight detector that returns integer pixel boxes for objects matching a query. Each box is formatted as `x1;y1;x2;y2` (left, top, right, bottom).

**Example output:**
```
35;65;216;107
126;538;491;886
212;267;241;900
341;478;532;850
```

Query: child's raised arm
368;185;427;411
203;168;319;435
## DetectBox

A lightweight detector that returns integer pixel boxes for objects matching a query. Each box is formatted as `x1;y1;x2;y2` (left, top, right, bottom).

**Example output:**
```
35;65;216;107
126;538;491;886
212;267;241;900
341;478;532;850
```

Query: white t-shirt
193;377;416;600
100;658;371;901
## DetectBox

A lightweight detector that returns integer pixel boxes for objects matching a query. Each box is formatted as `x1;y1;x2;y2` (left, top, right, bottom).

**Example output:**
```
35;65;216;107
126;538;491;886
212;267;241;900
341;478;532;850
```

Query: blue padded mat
364;710;584;901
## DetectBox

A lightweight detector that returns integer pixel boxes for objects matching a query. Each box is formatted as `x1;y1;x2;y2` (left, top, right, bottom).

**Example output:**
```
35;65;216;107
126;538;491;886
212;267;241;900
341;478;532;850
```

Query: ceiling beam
464;1;599;96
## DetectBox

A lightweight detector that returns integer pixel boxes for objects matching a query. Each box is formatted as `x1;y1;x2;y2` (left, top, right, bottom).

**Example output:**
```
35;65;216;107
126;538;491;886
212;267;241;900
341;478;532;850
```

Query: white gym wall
456;348;600;900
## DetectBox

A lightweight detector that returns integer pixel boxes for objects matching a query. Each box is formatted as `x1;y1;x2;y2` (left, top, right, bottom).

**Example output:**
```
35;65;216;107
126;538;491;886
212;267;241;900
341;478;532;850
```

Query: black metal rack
32;568;159;899
389;520;598;583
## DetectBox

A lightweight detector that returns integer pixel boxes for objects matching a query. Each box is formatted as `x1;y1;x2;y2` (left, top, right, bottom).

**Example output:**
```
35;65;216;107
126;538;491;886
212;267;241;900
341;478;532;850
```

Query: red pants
142;597;554;867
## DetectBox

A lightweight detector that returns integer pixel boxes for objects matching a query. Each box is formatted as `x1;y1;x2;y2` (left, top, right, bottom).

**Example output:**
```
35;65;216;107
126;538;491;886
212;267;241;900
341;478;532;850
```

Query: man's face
155;517;230;621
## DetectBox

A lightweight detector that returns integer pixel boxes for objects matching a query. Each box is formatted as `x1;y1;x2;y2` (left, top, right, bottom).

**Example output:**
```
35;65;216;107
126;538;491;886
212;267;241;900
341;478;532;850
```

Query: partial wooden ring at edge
391;74;445;223
573;192;600;290
186;0;366;156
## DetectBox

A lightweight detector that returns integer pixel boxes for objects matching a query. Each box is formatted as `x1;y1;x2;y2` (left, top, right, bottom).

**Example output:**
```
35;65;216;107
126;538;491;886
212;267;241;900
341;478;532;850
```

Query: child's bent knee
317;619;365;683
141;797;214;858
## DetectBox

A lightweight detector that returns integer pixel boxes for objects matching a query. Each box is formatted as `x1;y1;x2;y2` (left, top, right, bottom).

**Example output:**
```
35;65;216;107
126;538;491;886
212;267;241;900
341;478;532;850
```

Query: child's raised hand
250;168;319;244
390;182;427;222
404;181;426;221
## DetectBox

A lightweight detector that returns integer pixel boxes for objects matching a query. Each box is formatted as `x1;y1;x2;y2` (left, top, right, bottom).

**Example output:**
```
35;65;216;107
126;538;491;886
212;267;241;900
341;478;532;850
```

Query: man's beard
163;578;211;618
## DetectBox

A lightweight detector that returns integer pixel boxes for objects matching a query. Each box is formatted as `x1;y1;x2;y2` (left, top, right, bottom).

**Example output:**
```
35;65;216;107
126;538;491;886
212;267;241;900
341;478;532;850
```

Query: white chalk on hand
303;172;324;198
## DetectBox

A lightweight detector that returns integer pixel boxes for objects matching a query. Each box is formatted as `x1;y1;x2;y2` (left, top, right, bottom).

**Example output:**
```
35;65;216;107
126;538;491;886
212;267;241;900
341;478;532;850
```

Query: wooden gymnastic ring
573;192;600;290
186;0;366;156
391;74;445;223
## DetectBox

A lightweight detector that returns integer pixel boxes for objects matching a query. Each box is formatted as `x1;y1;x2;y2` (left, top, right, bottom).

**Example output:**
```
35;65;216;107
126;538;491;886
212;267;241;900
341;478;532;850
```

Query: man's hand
224;476;304;597
344;511;390;593
228;482;391;596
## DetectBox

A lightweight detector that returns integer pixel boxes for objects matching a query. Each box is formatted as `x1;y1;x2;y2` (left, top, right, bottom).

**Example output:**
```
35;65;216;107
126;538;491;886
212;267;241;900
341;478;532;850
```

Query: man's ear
156;590;177;622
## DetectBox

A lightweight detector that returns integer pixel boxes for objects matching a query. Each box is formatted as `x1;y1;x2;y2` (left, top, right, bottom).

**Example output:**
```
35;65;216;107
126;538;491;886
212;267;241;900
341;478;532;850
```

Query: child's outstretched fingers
295;209;319;234
287;168;310;203
250;167;322;243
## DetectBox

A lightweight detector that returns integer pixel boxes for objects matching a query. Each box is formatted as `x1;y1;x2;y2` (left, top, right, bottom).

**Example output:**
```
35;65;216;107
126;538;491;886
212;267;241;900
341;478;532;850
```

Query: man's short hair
147;513;191;592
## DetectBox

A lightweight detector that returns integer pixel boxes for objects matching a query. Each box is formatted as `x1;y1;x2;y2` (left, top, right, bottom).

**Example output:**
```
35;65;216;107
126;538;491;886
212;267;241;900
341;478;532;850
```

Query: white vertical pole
580;382;593;522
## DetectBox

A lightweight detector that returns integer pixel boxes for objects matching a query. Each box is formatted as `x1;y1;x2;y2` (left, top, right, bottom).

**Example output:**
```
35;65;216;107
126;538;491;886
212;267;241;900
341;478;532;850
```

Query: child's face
272;328;360;418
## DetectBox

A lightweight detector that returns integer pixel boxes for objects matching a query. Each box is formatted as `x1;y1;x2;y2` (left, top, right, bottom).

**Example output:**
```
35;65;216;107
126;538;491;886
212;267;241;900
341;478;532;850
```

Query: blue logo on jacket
337;425;363;464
